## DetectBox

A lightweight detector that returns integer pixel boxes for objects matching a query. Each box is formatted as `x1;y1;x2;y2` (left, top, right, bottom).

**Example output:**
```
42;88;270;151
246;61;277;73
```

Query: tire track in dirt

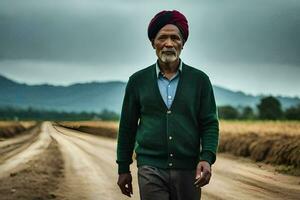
0;139;64;200
202;154;300;200
0;125;41;164
0;123;52;178
50;124;139;200
55;125;116;153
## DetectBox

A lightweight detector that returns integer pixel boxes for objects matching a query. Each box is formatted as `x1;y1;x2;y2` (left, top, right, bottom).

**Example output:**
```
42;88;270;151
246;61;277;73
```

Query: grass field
220;120;300;136
219;120;300;175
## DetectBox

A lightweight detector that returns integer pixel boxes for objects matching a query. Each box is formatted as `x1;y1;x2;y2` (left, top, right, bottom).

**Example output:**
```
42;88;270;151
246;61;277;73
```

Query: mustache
161;48;176;54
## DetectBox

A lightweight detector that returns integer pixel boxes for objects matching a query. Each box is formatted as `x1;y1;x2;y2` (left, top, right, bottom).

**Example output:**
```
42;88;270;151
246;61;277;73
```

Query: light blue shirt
156;60;182;109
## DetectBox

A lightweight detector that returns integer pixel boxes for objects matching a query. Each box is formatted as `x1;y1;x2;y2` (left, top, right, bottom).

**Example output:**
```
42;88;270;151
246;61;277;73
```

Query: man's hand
117;173;133;197
194;161;211;188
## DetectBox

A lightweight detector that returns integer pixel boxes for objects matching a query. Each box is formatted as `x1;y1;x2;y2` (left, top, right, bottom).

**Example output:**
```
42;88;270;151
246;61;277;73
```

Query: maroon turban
148;10;189;43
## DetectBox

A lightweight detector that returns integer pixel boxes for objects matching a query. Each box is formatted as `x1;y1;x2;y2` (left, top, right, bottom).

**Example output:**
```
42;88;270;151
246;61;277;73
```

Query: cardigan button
169;163;173;167
167;110;172;114
169;136;173;140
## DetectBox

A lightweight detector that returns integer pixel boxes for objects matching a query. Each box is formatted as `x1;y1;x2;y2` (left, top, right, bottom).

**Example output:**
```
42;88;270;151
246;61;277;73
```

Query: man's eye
171;36;181;41
158;36;167;40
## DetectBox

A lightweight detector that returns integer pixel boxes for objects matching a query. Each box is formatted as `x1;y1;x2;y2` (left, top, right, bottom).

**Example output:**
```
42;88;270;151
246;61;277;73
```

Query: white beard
160;53;177;63
159;48;181;63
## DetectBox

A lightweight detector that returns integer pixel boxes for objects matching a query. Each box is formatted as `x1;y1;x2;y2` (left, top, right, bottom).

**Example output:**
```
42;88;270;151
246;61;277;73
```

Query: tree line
1;96;299;121
218;96;300;120
0;107;119;121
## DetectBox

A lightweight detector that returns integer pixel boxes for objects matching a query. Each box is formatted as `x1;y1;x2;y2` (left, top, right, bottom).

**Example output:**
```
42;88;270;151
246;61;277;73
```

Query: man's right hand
117;173;133;197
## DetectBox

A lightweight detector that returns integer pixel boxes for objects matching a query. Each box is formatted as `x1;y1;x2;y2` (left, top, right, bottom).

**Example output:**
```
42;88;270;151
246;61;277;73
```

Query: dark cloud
0;0;299;66
0;6;145;65
189;1;300;66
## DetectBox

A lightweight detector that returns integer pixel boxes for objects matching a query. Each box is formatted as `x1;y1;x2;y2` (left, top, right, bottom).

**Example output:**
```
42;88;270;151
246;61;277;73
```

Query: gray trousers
137;165;201;200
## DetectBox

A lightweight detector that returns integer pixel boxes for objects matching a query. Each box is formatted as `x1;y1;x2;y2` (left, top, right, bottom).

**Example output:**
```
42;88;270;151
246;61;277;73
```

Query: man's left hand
194;161;211;187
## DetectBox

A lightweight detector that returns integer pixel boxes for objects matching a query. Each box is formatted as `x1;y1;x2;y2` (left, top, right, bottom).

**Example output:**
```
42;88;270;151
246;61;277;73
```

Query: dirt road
0;122;299;200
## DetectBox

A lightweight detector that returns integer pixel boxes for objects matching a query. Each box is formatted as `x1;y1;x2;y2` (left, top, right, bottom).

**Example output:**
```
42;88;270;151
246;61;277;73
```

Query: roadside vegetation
0;121;36;138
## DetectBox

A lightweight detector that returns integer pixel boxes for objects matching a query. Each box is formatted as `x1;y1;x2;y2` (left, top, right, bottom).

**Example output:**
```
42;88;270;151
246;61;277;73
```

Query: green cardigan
116;62;219;174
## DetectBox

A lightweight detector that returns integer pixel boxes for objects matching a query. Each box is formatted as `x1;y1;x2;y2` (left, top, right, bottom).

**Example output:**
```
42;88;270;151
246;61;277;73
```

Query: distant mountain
0;74;125;113
0;74;299;113
213;86;300;109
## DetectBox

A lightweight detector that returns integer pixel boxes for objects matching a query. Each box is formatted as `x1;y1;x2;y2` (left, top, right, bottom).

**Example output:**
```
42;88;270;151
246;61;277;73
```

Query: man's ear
151;40;155;49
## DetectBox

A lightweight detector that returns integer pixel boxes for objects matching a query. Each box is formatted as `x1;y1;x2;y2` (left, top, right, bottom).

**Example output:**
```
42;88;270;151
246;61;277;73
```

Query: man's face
152;24;183;64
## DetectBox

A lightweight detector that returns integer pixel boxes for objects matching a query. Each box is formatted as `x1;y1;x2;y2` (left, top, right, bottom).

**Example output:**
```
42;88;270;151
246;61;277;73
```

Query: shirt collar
155;60;183;78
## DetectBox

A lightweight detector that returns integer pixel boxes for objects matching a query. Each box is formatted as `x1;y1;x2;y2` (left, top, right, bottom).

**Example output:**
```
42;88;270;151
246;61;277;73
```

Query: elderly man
116;10;219;200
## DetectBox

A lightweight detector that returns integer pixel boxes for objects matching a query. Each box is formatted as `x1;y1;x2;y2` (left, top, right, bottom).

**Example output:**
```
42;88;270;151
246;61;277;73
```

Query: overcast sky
0;0;299;97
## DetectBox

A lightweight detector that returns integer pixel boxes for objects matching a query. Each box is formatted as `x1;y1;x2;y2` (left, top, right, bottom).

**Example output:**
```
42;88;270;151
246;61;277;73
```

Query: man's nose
164;37;173;47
